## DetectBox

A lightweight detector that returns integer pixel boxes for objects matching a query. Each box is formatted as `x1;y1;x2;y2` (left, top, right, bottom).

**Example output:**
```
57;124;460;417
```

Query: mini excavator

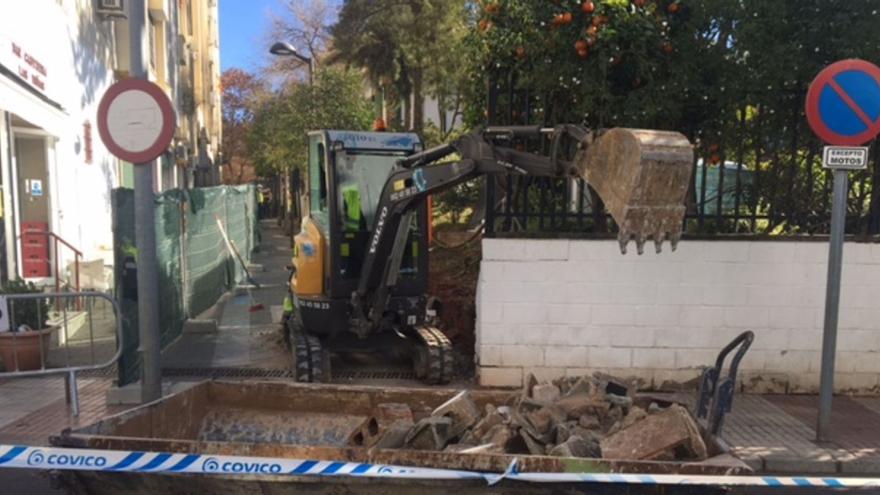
282;125;693;383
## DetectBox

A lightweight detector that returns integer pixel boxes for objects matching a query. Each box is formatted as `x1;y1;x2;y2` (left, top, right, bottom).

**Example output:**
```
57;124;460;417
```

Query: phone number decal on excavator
300;300;330;310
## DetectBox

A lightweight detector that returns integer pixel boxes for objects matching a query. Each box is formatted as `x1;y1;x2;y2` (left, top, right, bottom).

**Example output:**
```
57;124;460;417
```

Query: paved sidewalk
724;394;880;474
162;219;291;372
0;376;123;446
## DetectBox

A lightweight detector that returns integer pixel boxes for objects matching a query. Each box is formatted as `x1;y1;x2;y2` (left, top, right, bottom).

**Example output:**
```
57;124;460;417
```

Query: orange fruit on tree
484;1;500;15
661;40;673;54
709;153;721;165
709;143;720;152
577;48;590;59
634;0;646;6
581;1;595;14
515;46;526;59
586;25;598;37
667;2;680;13
575;39;588;51
562;12;573;24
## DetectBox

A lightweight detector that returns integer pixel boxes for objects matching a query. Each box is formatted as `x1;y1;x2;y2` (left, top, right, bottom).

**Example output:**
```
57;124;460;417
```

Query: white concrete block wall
476;239;880;393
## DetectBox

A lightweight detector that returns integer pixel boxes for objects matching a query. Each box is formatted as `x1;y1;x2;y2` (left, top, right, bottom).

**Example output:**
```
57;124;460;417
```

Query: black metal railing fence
482;73;880;240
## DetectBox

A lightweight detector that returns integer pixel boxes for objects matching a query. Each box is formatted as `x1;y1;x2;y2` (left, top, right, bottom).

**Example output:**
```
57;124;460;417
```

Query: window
308;135;328;230
335;152;401;232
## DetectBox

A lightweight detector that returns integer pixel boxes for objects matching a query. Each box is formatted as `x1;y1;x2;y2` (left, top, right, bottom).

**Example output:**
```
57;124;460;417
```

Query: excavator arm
350;125;693;336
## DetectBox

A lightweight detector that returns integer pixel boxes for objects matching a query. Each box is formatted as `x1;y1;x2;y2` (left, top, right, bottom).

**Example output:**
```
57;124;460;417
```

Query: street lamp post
269;42;314;236
269;41;314;86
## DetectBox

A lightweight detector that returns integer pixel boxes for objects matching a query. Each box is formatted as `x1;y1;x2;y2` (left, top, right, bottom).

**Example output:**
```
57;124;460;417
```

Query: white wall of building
0;0;119;272
476;238;880;394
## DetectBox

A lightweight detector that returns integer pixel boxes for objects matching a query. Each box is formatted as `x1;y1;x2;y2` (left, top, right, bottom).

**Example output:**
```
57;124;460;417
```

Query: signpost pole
805;59;880;442
128;0;162;403
817;169;848;442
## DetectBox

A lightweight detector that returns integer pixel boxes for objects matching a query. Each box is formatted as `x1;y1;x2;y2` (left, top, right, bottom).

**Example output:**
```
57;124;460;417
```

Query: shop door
15;136;50;278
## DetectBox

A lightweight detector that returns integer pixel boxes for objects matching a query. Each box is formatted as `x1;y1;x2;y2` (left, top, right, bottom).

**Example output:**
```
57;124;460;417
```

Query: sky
219;0;284;72
219;0;340;73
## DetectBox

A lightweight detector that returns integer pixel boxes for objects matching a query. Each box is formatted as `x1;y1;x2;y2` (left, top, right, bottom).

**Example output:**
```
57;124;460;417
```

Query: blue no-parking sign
805;59;880;146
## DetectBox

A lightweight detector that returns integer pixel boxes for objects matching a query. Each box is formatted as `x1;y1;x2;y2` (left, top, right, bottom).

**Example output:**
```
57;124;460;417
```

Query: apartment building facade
0;0;221;284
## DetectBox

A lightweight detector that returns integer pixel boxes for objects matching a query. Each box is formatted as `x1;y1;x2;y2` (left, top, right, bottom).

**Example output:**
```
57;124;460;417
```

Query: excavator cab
286;131;430;382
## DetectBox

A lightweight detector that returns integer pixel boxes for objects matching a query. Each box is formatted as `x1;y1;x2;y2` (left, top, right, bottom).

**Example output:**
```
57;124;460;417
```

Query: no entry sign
805;59;880;146
97;79;176;164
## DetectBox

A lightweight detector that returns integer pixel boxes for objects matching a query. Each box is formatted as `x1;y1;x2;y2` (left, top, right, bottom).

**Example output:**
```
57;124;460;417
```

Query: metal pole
129;0;162;403
817;169;848;442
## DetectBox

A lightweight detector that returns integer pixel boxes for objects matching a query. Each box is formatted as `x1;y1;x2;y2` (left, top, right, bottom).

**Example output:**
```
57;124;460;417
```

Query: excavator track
413;326;455;385
289;317;330;383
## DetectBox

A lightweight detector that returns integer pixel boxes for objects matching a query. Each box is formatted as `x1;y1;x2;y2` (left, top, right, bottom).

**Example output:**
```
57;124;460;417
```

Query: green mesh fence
113;184;258;386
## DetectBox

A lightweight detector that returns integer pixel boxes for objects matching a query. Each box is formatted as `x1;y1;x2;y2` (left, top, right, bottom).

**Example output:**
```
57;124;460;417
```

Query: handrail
27;230;82;309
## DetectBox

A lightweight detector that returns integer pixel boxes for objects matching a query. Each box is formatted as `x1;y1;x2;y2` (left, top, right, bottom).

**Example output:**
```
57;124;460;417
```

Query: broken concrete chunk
555;422;572;444
606;393;633;410
619;406;648;431
519;429;546;455
549;434;601;458
532;383;561;404
565;376;595;397
554;394;605;419
523;372;538;398
432;390;481;439
347;403;414;448
481;423;514;450
470;407;505;441
553;376;571;396
599;404;707;461
405;416;453;451
526;407;556;434
372;421;414;449
594;372;633;397
601;405;624;433
578;414;601;430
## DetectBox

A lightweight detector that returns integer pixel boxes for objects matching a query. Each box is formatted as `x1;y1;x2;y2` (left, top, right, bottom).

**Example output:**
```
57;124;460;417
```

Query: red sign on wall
83;121;93;165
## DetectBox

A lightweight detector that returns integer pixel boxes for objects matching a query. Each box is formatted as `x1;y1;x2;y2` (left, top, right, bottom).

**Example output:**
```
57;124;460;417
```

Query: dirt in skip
428;232;481;367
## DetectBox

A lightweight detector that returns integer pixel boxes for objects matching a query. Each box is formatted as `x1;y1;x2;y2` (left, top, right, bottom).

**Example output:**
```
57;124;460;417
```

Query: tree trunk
385;83;402;131
412;67;424;133
438;91;448;137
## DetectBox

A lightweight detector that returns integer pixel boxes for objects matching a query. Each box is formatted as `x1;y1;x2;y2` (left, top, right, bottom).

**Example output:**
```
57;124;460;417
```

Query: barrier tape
1;445;879;488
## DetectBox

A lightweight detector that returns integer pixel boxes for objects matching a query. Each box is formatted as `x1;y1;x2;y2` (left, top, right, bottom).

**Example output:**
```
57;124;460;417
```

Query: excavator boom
351;125;694;333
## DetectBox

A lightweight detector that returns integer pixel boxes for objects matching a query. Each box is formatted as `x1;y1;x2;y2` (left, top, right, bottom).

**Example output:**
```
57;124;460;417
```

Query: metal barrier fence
0;292;122;416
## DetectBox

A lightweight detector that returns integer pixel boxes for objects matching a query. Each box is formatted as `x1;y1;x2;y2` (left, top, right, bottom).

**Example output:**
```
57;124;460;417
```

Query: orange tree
462;0;721;132
462;0;880;234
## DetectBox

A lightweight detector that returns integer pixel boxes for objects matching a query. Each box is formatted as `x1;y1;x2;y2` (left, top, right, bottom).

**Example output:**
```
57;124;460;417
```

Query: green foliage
331;0;470;133
248;67;373;176
463;0;880;234
0;280;49;332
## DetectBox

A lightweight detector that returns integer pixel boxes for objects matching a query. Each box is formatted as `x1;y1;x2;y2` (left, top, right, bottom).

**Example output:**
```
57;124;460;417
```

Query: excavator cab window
335;150;419;280
308;136;329;231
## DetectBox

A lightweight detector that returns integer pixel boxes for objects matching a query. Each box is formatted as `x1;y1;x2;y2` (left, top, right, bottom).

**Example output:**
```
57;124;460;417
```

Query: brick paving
0;377;124;446
723;394;880;474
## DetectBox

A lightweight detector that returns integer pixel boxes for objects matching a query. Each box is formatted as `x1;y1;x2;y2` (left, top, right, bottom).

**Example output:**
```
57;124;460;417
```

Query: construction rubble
347;373;708;461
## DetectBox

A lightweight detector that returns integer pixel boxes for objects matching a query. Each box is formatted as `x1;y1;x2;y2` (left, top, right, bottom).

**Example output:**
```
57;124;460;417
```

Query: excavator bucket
575;128;693;255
